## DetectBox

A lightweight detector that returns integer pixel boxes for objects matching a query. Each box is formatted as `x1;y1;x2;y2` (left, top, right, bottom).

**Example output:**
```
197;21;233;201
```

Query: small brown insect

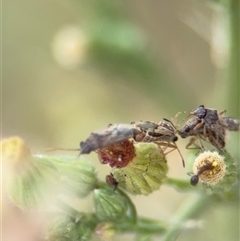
131;119;184;167
178;116;225;150
106;173;119;188
178;105;239;151
190;160;213;186
191;105;227;150
133;119;178;143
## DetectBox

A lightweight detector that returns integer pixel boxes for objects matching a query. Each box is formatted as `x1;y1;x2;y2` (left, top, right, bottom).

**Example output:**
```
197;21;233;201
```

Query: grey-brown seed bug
133;119;178;143
80;124;135;154
129;119;185;167
191;105;227;140
178;105;239;151
178;116;225;150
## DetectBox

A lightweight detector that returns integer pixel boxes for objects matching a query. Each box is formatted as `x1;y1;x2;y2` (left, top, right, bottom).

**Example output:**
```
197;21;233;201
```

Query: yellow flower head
192;151;226;186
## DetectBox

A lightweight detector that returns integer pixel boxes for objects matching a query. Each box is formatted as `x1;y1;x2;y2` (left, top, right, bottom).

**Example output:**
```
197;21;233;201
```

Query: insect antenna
174;143;185;167
172;111;188;128
163;143;185;167
161;118;185;167
44;147;81;155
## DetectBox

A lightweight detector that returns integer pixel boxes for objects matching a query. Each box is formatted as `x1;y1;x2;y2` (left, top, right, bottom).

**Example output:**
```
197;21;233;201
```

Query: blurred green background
2;0;239;240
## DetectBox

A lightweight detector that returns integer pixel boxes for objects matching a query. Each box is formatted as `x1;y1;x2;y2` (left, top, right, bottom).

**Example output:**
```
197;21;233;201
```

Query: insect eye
184;125;190;133
190;175;199;186
197;119;202;123
173;136;178;142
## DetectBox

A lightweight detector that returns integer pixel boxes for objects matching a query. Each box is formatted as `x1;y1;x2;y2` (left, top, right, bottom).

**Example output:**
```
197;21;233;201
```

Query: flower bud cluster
1;137;97;210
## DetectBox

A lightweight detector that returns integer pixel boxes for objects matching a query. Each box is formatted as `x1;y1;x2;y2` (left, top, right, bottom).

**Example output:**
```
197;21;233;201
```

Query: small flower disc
193;151;226;185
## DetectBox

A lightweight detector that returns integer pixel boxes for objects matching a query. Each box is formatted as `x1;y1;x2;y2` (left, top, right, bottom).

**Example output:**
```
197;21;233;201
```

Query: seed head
112;142;168;195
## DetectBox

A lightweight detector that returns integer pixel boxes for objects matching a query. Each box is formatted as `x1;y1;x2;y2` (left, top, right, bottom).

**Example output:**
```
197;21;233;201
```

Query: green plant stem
137;217;167;234
227;0;239;116
161;193;208;241
116;217;167;234
165;177;194;192
115;188;166;234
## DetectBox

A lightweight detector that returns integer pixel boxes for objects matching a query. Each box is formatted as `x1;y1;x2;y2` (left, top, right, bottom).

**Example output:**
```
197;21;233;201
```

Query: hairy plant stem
116;217;167;234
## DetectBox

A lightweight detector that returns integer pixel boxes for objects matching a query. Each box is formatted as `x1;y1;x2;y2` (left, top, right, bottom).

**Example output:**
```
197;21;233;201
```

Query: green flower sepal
93;184;128;221
46;156;98;198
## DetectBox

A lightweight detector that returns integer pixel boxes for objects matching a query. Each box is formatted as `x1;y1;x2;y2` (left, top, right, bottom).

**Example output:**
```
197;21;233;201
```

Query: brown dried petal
97;140;136;168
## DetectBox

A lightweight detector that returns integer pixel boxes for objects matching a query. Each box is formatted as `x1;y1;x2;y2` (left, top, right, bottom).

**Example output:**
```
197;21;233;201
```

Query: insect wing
154;120;177;142
207;128;226;149
223;117;239;131
204;109;219;126
133;121;159;132
80;124;135;154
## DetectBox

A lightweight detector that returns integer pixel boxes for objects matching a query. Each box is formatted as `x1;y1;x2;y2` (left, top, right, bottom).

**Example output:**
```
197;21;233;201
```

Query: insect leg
156;142;185;167
185;137;203;150
219;110;226;116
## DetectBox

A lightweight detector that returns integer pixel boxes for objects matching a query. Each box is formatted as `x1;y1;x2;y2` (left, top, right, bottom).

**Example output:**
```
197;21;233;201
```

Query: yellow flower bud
1;136;32;172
